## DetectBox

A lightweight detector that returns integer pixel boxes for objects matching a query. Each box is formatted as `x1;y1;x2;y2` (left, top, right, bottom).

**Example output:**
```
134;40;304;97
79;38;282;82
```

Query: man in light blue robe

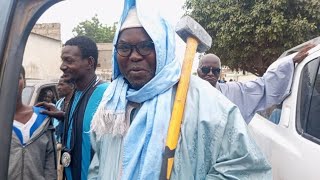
198;48;314;123
88;0;272;179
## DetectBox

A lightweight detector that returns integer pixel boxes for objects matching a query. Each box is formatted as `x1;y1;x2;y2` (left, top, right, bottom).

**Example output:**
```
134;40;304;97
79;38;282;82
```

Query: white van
22;79;59;105
249;43;320;180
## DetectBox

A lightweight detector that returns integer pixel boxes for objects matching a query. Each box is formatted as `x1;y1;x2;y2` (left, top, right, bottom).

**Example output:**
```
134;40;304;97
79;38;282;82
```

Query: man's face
116;27;156;90
43;91;54;103
60;46;89;82
197;56;221;87
17;73;25;102
57;80;73;98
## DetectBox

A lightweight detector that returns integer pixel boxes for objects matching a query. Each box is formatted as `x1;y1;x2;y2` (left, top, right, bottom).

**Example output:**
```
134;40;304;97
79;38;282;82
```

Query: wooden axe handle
57;143;64;180
160;37;198;180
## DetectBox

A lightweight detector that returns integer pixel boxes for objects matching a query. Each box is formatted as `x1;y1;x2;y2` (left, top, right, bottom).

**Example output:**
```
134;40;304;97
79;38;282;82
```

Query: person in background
38;36;109;180
43;89;55;104
269;103;282;124
9;66;56;180
54;76;74;180
218;77;226;83
197;45;315;123
54;76;74;142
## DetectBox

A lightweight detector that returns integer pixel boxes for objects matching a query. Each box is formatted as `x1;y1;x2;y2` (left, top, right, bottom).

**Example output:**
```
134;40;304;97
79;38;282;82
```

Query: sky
37;0;201;71
37;0;187;42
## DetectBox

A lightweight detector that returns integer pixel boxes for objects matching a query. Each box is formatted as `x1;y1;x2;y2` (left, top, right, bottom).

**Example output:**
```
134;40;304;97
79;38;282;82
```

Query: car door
249;49;320;180
0;0;60;177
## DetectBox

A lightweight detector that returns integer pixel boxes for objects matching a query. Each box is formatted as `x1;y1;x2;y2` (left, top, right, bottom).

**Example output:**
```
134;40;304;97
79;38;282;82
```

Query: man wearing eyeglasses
88;2;272;179
197;54;222;87
198;46;314;123
37;36;109;180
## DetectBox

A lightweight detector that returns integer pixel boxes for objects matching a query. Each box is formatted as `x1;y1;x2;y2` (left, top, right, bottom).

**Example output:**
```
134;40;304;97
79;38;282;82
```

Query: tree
184;0;320;76
72;14;117;43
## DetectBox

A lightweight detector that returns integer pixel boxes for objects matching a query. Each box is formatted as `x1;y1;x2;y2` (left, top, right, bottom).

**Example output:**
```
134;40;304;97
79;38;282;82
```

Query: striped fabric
13;107;47;145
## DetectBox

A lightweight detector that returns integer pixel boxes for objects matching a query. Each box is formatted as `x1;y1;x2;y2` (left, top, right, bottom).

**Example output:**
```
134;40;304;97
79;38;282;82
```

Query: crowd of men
9;0;315;179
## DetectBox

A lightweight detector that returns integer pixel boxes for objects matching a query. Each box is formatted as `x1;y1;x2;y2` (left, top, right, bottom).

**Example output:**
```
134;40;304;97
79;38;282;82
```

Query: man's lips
204;76;217;81
62;73;73;81
128;67;147;73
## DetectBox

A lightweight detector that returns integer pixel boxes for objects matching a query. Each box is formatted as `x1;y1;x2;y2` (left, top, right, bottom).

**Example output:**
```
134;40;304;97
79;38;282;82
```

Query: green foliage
184;0;320;76
72;14;117;43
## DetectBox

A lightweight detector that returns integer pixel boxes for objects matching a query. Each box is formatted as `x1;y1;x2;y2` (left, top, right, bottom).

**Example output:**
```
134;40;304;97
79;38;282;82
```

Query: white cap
120;7;142;31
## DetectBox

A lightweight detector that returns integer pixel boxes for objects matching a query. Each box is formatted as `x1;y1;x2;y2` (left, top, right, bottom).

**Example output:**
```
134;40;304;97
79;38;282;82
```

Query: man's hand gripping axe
160;16;212;180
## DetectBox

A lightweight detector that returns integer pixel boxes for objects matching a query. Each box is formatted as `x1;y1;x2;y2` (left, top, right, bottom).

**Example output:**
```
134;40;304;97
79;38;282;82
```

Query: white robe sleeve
218;57;294;123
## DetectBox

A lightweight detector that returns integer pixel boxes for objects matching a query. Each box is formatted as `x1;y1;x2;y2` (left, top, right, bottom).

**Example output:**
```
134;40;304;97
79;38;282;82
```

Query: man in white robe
197;47;314;123
88;0;272;179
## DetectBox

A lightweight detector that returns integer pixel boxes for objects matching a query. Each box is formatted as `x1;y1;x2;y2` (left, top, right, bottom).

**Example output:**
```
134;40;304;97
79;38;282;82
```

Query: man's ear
197;68;202;76
87;56;95;69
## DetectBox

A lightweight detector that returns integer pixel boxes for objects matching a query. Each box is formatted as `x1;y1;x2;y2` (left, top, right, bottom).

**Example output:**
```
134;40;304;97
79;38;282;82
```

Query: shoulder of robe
188;75;237;112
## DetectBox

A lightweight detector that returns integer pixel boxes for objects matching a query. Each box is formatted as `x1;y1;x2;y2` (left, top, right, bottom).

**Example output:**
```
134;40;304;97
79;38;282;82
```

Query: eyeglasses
201;66;221;75
114;41;155;57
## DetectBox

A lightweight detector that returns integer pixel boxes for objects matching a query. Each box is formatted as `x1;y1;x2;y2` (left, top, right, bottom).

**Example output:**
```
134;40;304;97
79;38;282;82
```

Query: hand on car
293;44;316;64
35;102;65;120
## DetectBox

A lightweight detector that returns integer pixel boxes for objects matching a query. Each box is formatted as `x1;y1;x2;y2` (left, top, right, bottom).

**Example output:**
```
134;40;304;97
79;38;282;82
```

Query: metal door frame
0;0;61;177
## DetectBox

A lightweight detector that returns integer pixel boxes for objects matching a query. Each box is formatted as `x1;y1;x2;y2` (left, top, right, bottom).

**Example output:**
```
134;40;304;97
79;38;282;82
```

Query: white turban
120;7;142;31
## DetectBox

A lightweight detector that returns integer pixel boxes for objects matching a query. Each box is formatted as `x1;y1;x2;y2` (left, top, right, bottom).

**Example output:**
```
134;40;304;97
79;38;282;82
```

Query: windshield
22;86;35;105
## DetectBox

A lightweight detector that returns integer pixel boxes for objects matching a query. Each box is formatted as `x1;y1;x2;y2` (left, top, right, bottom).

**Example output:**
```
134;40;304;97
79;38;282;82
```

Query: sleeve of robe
206;107;272;180
170;76;272;180
218;56;294;123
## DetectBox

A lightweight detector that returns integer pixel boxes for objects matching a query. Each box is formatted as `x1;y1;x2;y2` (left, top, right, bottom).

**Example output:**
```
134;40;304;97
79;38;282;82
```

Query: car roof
268;43;320;71
278;36;320;59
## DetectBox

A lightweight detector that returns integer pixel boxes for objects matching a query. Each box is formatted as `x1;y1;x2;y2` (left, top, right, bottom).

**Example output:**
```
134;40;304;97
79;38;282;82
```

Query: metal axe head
175;16;212;53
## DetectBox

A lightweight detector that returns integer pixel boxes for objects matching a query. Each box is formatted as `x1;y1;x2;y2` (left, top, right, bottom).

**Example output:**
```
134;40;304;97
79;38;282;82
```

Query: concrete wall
23;36;113;81
31;23;61;41
96;43;113;81
23;33;62;80
24;23;113;81
221;66;258;82
224;72;258;82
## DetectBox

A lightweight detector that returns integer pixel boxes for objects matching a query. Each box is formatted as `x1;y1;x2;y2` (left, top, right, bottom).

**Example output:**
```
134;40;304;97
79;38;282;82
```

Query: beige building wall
32;23;61;41
24;23;113;81
221;66;257;82
96;43;113;81
23;32;62;80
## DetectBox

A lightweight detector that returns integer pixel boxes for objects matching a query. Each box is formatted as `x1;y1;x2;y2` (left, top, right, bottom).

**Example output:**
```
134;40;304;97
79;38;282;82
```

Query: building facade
23;23;62;80
23;23;113;81
96;43;113;81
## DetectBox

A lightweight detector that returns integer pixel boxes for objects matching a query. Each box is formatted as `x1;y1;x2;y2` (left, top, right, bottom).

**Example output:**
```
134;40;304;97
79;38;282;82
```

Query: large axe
160;16;212;179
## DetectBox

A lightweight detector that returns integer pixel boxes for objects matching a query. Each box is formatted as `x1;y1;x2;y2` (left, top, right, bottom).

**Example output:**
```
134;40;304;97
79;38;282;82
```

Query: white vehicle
22;79;59;105
249;43;320;180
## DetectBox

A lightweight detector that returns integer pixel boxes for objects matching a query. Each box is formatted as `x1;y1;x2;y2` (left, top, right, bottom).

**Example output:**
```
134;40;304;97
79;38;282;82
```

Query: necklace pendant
61;152;71;167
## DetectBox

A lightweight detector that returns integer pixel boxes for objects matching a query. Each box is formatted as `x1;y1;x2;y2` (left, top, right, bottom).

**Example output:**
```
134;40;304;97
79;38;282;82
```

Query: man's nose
207;69;214;75
129;47;143;61
60;62;67;71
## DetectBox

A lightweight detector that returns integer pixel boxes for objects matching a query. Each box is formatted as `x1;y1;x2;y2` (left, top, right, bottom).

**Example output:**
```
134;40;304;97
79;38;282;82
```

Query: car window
297;57;320;144
305;65;320;139
22;86;34;105
36;85;58;105
257;101;282;124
